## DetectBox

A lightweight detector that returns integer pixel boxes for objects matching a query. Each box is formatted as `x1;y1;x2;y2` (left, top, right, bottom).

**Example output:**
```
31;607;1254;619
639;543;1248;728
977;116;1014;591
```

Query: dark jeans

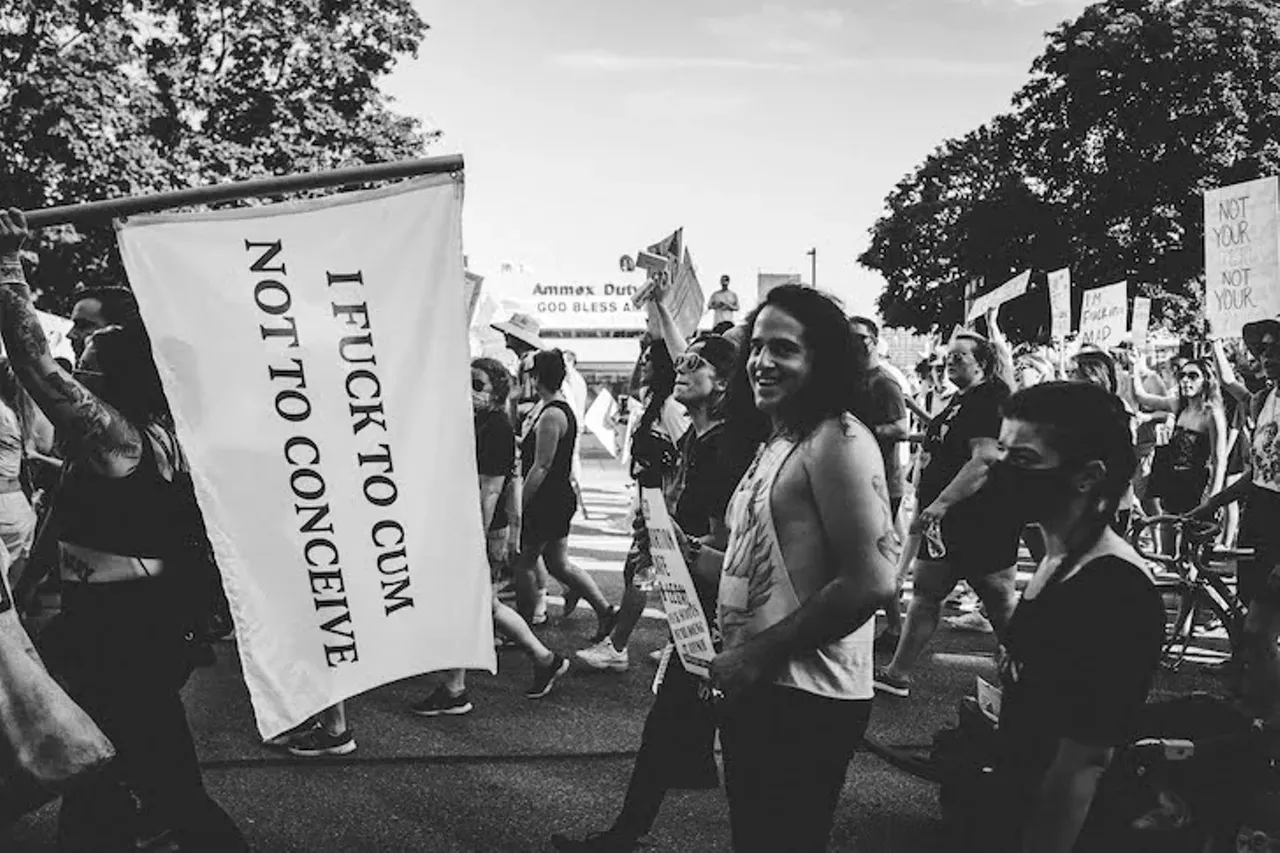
719;684;871;853
42;577;245;852
612;656;719;839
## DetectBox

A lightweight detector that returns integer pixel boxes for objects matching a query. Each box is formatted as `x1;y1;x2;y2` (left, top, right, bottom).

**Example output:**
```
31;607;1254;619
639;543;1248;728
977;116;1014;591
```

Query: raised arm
1207;404;1228;498
647;279;687;358
0;209;142;478
1211;339;1251;405
1128;359;1178;413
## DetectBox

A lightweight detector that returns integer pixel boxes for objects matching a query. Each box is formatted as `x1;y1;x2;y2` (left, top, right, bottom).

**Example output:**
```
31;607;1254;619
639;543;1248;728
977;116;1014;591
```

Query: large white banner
116;175;495;738
1204;176;1280;339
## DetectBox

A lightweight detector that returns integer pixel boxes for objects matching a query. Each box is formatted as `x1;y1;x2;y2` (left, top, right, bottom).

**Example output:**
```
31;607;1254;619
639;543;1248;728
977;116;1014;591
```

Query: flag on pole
115;175;495;739
634;228;705;338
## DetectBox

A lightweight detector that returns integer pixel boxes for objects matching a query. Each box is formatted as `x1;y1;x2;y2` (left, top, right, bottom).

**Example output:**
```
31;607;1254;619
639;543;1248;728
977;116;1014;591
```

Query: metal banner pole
23;154;464;228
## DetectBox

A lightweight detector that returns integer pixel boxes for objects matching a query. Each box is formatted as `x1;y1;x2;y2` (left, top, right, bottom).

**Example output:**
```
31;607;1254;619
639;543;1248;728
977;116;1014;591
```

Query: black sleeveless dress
520;399;579;546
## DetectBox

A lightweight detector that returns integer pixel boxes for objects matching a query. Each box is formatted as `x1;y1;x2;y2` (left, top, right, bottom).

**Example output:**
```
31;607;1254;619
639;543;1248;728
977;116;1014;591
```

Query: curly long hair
471;357;512;409
725;285;865;443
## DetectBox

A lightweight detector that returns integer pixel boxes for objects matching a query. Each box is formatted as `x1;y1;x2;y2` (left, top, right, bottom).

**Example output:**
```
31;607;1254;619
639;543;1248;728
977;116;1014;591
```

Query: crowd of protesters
1;191;1278;851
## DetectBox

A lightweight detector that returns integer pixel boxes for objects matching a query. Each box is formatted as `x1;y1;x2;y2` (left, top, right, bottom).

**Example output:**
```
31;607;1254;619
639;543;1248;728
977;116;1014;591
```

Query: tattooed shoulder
40;370;143;469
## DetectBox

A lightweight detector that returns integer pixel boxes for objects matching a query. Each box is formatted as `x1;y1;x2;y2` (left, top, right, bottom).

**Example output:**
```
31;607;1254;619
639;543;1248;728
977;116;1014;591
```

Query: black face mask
988;460;1075;522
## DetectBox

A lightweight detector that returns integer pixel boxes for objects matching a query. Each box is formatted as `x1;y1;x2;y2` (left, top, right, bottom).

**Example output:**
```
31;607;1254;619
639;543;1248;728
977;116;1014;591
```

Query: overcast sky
386;0;1093;319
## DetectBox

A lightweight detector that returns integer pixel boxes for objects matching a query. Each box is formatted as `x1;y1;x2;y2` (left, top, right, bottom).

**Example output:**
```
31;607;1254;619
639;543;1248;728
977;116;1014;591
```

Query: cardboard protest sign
1047;268;1072;340
1204;176;1280;338
1130;296;1152;350
463;271;484;324
584;388;618;458
117;175;495;739
1078;281;1127;347
639;488;715;680
966;270;1031;323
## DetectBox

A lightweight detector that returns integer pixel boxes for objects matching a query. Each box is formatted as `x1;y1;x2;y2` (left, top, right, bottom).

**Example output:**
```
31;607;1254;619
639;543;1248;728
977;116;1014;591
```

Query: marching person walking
0;207;245;851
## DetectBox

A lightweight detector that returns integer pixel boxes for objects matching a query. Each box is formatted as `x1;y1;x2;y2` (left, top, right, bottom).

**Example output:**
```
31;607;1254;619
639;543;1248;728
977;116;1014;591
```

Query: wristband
0;258;24;285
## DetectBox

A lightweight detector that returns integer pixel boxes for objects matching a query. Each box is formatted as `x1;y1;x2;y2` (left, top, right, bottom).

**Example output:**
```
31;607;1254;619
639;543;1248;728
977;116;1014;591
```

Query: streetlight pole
806;247;816;288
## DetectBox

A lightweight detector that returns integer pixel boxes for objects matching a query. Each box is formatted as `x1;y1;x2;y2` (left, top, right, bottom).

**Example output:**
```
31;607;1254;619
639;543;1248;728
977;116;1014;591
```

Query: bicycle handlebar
1131;514;1222;541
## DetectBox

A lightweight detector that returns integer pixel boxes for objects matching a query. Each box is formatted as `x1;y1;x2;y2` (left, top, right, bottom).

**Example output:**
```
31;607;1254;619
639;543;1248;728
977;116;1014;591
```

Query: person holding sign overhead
553;331;754;853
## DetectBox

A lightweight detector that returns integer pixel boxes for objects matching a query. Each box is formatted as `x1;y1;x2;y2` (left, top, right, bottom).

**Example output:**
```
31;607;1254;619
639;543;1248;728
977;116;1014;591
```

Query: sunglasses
675;351;711;373
1178;371;1204;381
472;377;490;392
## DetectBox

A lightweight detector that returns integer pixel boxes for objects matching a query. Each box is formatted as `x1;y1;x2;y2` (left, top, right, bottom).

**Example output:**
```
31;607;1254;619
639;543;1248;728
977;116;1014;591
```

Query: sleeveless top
520;399;578;503
0;404;22;479
1253;387;1280;494
718;420;874;701
1166;423;1211;475
53;424;190;559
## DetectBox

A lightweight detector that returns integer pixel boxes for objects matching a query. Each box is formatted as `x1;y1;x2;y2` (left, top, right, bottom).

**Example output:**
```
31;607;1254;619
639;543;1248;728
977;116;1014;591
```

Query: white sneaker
945;611;994;633
575;638;629;672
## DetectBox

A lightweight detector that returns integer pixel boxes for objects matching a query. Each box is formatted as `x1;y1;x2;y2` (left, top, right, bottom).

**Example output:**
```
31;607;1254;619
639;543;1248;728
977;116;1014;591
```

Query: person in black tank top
0;211;246;853
967;382;1163;852
511;350;618;636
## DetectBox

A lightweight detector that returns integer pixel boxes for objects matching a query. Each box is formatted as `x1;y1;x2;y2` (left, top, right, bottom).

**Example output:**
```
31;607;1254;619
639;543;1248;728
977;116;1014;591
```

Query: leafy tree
861;0;1280;339
0;0;436;309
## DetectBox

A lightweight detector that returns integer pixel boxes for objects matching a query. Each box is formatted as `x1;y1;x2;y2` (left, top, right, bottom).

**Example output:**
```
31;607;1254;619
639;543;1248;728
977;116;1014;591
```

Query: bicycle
1128;514;1252;671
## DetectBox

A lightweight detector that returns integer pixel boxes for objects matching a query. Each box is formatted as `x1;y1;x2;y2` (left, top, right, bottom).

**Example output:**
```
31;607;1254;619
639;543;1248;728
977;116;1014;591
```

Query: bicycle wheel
1159;580;1197;669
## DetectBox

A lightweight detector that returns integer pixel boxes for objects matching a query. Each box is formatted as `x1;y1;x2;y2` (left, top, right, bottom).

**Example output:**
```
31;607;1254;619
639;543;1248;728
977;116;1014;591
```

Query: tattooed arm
0;210;143;479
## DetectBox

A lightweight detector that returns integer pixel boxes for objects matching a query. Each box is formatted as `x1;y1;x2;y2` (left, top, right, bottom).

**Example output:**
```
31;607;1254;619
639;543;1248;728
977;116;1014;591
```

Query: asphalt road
2;446;1226;852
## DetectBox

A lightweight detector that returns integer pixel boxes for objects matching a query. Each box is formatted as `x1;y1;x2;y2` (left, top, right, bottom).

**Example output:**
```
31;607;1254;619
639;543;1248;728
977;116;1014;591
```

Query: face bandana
989;460;1076;523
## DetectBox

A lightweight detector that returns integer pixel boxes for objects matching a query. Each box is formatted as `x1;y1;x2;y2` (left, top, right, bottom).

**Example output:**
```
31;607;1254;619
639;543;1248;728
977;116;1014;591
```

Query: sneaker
873;666;910;698
874;630;901;655
286;727;357;757
263;720;319;749
495;634;520;650
409;687;473;717
944;611;994;633
527;654;571;699
575;638;629;672
550;828;643;852
592;606;620;643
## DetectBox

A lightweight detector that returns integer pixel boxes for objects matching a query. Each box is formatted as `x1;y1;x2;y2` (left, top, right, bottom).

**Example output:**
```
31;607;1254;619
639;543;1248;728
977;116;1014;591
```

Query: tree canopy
860;0;1280;339
0;0;435;308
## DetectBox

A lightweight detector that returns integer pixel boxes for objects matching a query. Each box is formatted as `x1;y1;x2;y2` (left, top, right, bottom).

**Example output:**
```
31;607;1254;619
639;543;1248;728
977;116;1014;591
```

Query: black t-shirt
475;409;515;529
917;379;1008;509
859;365;908;499
671;422;747;538
996;555;1165;843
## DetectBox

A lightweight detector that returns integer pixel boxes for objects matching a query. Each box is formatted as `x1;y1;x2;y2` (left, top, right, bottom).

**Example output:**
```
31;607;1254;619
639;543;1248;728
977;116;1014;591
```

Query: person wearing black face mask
975;382;1164;852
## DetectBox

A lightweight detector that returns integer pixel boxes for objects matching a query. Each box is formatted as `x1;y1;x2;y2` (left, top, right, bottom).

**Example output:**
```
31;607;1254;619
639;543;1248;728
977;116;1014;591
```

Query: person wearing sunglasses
410;358;572;714
1189;316;1280;727
556;333;749;852
1131;355;1228;519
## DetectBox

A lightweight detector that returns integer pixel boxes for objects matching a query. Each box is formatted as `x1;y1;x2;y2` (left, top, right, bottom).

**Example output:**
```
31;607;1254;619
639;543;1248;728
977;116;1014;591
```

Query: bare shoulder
805;414;879;469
